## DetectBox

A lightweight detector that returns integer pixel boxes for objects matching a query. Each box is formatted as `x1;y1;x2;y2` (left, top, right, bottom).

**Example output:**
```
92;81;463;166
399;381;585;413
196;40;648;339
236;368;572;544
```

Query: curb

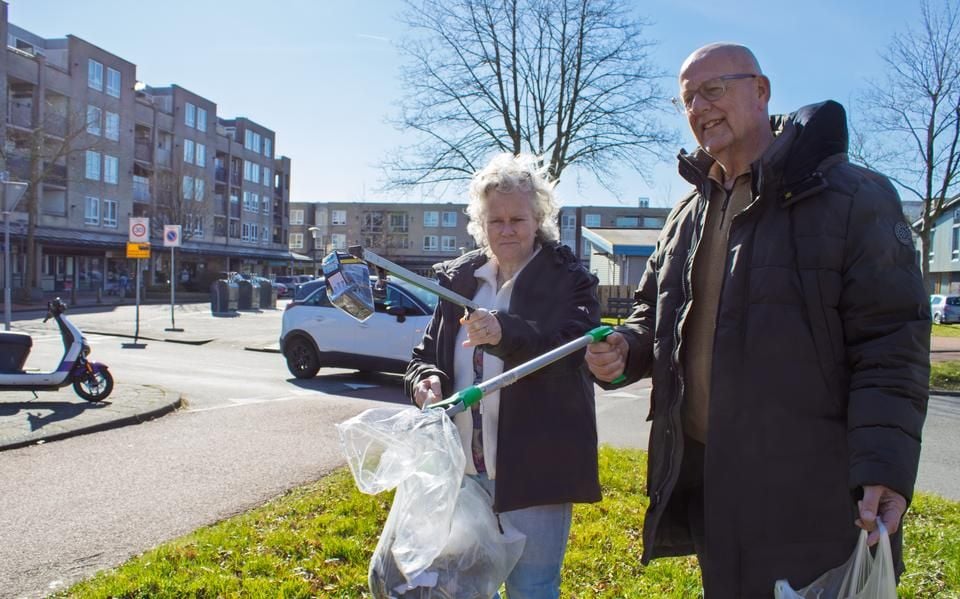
930;389;960;397
86;331;214;346
0;388;183;451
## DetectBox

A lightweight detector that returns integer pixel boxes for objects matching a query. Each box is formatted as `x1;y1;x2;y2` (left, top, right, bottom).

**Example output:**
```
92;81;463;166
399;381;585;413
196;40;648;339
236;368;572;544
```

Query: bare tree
384;0;675;193
146;169;212;243
1;100;108;296
851;0;960;286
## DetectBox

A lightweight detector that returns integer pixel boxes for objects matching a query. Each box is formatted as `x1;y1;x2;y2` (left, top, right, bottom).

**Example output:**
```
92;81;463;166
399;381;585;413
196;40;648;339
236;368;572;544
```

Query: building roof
581;227;659;257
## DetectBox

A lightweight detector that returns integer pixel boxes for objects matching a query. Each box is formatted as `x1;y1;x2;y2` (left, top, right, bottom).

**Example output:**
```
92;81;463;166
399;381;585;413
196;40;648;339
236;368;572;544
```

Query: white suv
280;277;438;378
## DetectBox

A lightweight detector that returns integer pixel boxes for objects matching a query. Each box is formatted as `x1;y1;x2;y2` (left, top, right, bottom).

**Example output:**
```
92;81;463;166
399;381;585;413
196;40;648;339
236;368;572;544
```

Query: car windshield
392;278;438;312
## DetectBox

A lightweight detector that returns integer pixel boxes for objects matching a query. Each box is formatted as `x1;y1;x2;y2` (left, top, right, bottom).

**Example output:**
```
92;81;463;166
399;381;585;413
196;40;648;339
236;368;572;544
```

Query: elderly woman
404;153;602;598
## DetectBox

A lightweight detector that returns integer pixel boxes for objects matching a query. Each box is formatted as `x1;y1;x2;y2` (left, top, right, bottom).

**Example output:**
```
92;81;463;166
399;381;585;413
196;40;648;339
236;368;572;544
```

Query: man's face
678;50;769;170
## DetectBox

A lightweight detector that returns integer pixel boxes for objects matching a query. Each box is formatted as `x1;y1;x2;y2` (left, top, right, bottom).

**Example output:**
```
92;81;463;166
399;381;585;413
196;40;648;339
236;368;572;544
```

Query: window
183;139;195;164
85;151;101;181
183;175;194;200
615;216;639;227
290;232;304;249
952;226;959;261
106;67;121;97
252;163;260;183
243;191;253;212
244;160;253;182
332;210;347;225
103;199;117;227
253;132;262;153
197;108;207;132
331;233;347;250
262;196;270;214
105;112;119;141
84;196;99;225
244;129;254;150
930;229;936;261
195;178;205;201
86;105;102;136
441;211;457;227
362;211;383;233
189;214;204;237
251;193;260;213
264;138;272;158
195;143;206;166
185;102;196;128
561;214;576;230
584;213;601;227
638;197;650;208
242;222;252;241
423;235;439;251
263;167;271;187
441;235;457;251
291;209;304;225
389;213;409;232
424;211;439;227
103;155;118;184
88;59;103;90
262;225;270;243
642;217;665;228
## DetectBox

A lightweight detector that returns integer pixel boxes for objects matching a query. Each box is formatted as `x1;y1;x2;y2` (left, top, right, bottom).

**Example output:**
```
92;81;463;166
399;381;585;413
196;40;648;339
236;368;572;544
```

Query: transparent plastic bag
337;407;525;598
774;521;897;599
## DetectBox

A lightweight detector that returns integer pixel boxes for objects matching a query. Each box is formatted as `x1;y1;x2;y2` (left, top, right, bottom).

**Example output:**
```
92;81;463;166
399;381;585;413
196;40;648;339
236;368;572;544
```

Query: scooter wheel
73;368;114;402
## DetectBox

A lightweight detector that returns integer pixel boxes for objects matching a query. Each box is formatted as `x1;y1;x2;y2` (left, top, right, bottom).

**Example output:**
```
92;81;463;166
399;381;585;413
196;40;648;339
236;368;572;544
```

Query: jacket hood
678;100;849;198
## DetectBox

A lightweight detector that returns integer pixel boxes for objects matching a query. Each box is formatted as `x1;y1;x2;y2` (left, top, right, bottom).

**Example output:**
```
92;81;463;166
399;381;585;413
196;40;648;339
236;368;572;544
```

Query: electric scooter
0;298;113;402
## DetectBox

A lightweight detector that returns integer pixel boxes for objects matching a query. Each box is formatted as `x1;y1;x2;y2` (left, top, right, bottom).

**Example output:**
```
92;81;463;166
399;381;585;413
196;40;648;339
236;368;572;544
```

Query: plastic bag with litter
337;406;525;598
774;521;897;599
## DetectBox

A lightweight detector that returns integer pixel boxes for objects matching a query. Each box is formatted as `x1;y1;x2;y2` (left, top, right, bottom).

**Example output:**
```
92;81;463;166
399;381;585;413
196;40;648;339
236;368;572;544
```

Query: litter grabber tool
427;325;626;417
322;245;478;323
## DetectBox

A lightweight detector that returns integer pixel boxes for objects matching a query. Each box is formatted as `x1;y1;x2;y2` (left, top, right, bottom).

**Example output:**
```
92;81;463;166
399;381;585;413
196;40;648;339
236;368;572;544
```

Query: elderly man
586;43;929;597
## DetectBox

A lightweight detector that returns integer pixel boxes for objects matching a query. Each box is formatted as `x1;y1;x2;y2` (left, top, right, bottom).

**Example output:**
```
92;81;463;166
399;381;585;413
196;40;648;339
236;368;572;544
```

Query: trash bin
237;279;261;310
258;279;277;309
210;279;239;315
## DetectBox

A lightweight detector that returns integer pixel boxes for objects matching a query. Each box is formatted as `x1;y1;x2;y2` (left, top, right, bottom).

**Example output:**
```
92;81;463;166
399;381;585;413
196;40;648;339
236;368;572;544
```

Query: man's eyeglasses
672;73;758;113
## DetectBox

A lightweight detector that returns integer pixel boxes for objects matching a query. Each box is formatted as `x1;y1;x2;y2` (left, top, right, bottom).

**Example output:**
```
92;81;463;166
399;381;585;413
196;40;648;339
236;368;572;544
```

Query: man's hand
585;332;628;383
856;484;907;546
413;375;442;408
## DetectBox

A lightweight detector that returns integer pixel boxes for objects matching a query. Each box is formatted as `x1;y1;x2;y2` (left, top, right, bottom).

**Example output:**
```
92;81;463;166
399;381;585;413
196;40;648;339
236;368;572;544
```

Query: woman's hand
413;375;442;408
460;308;501;347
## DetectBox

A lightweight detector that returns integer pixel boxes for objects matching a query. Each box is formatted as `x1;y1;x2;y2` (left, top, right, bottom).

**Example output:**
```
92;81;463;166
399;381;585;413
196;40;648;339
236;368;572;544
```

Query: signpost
163;225;183;332
1;173;28;331
124;218;150;348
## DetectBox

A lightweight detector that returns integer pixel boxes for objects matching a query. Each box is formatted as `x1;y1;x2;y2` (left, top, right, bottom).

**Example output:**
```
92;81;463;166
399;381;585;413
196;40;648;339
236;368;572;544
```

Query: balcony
230;171;241;186
156;148;171;168
6;103;32;129
133;176;151;203
44;162;67;187
215;166;227;183
134;142;153;163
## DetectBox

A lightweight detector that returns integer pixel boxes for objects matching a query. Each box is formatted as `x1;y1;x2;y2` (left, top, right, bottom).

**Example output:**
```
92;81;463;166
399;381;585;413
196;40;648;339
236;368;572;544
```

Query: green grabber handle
426;325;626;418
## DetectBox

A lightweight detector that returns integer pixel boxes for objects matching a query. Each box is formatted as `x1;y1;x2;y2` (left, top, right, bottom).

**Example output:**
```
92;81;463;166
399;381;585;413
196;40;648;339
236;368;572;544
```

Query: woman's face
484;189;538;267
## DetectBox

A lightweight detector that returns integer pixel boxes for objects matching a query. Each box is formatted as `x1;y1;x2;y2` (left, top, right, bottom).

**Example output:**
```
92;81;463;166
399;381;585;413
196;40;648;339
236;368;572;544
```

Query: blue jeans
470;473;573;599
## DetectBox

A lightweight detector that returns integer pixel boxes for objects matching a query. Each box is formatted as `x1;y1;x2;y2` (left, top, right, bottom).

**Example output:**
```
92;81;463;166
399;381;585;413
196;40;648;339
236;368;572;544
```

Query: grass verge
933;324;960;338
58;447;959;598
931;361;960;391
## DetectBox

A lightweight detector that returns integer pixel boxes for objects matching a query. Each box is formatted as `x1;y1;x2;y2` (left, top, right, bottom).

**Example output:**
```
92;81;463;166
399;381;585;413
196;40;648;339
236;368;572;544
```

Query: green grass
933;324;960;338
931;361;960;391
57;447;960;598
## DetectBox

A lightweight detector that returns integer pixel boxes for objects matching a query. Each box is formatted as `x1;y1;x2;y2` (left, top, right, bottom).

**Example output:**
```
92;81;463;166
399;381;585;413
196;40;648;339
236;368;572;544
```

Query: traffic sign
126;242;151;259
129;217;150;243
163;224;182;248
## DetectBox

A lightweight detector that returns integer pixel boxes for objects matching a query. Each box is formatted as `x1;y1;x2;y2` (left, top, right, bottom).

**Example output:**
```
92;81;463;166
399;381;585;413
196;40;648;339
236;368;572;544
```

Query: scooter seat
0;332;32;373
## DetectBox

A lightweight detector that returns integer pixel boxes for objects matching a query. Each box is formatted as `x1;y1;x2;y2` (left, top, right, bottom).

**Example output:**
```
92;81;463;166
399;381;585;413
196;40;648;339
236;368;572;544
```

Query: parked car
293;279;326;300
930;294;960;324
280;276;438;378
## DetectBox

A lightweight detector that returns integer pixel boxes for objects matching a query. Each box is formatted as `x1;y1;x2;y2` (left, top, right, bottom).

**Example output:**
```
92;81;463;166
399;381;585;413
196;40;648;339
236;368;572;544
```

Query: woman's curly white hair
465;153;560;252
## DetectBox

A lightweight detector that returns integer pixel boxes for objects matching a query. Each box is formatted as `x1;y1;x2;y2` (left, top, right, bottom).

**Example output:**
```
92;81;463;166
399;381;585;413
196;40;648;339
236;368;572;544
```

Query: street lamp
1;177;29;331
307;226;324;277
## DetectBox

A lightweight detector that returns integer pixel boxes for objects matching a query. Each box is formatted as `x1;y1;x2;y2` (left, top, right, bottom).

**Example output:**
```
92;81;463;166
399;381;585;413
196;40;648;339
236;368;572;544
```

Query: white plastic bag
774;521;897;599
337;406;525;598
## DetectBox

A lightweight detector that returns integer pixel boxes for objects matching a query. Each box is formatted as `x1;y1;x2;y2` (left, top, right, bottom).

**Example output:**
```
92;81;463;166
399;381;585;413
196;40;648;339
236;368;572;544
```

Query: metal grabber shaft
428;325;627;417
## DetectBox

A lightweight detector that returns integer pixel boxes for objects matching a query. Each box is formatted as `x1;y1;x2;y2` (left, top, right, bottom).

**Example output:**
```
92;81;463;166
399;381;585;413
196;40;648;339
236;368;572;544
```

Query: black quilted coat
404;241;603;513
615;101;930;597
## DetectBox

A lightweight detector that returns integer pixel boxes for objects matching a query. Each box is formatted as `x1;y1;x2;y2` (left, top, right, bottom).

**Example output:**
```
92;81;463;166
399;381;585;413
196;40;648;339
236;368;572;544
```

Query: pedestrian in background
585;42;930;597
406;153;602;599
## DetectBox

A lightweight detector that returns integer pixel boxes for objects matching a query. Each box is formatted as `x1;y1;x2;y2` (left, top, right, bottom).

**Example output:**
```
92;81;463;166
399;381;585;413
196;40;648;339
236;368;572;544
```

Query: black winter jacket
404;241;603;513
615;101;930;597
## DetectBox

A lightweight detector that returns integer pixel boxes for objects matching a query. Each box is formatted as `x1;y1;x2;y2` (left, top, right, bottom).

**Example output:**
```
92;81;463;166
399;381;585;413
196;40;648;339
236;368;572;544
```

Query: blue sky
10;0;916;208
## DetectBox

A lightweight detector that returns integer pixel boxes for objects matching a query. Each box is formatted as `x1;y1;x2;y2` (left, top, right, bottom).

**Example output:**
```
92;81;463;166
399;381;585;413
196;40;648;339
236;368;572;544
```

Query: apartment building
559;203;670;265
289;202;474;276
1;4;292;296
